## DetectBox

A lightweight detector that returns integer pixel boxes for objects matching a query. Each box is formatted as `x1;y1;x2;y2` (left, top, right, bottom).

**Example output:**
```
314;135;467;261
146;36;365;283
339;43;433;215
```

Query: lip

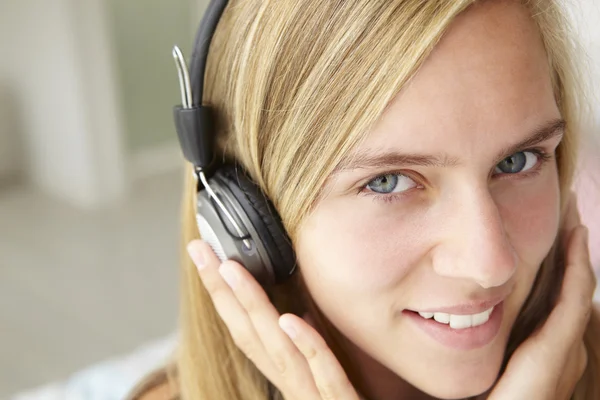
404;301;504;350
408;293;508;315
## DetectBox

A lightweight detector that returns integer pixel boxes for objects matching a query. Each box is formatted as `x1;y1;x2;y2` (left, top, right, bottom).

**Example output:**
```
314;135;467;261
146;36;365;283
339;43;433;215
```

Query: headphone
171;0;297;290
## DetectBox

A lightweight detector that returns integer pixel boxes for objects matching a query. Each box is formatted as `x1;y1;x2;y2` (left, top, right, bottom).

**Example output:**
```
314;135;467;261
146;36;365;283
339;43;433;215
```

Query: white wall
0;78;23;182
0;0;126;208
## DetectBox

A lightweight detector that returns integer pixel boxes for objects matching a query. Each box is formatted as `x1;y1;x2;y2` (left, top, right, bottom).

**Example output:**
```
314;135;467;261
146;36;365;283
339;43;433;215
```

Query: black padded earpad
213;164;296;283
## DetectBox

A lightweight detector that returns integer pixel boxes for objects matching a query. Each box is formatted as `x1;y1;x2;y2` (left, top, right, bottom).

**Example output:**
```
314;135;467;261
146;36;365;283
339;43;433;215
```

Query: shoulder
125;366;179;400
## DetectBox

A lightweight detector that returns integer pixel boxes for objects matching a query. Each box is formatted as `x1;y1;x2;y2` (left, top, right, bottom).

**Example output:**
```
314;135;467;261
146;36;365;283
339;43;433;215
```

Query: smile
417;306;495;329
403;302;504;350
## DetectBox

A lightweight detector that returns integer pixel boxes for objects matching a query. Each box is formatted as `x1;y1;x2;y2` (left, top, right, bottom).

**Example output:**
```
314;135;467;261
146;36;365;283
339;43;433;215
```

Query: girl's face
295;2;563;399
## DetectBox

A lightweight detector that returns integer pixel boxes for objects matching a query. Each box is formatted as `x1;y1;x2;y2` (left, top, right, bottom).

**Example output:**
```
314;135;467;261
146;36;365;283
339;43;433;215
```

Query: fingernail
279;320;297;340
219;263;238;290
187;242;206;270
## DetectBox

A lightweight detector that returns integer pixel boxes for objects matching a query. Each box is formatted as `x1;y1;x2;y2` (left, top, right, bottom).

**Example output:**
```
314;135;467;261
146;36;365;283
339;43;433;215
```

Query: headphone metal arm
172;45;253;251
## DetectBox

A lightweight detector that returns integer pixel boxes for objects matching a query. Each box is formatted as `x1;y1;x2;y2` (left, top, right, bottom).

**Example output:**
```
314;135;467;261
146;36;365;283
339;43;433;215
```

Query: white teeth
433;313;450;324
449;314;471;329
472;308;492;326
418;307;494;330
418;312;434;319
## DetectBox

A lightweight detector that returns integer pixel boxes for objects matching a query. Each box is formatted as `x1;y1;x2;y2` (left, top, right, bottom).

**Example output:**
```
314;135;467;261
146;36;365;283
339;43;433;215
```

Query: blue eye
366;173;417;194
494;151;538;174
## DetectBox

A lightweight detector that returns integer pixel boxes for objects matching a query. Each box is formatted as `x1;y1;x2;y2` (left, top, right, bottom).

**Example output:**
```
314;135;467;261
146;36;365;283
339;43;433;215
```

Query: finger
577;342;588;383
563;191;581;231
556;341;587;400
561;192;580;248
538;225;594;350
218;260;323;398
186;240;279;383
279;313;361;400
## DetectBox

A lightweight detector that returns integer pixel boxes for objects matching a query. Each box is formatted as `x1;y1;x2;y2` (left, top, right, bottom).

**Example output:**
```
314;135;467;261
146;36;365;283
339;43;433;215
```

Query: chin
399;349;503;400
421;364;500;399
422;380;494;400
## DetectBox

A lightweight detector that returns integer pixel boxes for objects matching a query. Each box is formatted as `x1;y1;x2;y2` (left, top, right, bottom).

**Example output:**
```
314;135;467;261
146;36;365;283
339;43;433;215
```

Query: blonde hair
172;0;600;399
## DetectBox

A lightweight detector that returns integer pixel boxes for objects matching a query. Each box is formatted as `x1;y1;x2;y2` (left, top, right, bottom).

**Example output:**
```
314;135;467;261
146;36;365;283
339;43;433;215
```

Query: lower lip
404;301;504;351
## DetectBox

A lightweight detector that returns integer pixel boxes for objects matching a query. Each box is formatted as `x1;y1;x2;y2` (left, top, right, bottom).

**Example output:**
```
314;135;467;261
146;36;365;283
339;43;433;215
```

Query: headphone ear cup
195;184;275;288
214;164;296;284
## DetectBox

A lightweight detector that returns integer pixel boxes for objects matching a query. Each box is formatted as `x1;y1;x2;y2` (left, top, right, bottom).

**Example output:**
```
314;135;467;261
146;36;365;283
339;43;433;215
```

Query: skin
295;1;562;399
186;1;595;400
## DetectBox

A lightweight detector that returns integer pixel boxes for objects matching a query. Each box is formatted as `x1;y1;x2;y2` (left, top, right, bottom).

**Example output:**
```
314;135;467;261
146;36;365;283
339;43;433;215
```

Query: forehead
361;1;559;157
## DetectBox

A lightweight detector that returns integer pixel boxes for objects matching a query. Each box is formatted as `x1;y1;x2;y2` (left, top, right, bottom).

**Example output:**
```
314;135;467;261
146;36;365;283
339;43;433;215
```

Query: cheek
495;167;561;267
296;199;419;293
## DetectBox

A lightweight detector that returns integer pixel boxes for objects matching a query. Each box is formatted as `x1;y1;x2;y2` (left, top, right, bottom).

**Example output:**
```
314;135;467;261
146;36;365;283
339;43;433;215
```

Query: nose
431;185;517;288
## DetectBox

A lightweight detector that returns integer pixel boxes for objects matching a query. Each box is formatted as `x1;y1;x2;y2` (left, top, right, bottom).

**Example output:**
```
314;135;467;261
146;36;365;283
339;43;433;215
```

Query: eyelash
358;148;554;205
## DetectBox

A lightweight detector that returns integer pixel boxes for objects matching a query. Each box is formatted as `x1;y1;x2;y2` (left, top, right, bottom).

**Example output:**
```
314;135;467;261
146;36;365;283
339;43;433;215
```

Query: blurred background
0;0;205;398
0;0;598;399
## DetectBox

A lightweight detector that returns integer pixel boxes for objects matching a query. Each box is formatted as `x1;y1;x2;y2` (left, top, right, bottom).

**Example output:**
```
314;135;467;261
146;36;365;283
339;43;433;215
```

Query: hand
487;193;596;400
187;239;362;400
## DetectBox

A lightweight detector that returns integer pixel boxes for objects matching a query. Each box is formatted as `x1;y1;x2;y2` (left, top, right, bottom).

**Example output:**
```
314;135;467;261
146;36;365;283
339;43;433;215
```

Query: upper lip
409;292;509;315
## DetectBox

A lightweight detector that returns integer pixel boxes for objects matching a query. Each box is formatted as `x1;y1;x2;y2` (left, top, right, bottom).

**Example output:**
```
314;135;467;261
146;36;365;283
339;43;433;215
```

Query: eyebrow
332;118;566;174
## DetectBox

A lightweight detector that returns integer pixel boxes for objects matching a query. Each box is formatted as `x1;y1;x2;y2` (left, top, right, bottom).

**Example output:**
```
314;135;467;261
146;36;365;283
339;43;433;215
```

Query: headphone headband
171;0;297;288
172;0;230;172
190;0;230;107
